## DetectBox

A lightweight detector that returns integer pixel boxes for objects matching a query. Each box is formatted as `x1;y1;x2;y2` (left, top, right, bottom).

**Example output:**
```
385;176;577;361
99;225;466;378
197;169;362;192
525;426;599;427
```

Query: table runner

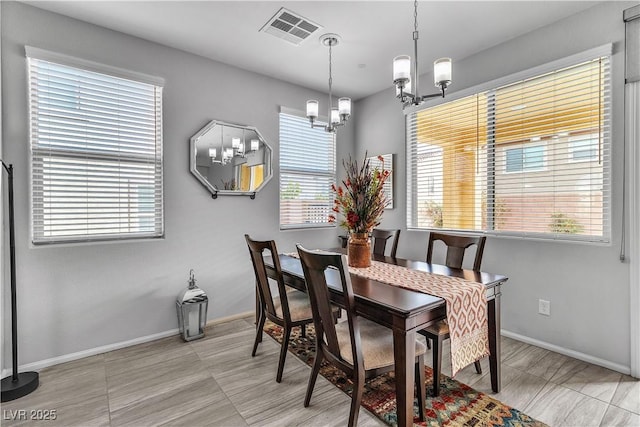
286;252;489;376
349;261;489;376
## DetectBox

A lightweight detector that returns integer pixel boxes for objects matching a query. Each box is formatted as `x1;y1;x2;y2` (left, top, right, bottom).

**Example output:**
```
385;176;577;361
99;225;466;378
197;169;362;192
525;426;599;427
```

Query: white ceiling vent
260;8;322;46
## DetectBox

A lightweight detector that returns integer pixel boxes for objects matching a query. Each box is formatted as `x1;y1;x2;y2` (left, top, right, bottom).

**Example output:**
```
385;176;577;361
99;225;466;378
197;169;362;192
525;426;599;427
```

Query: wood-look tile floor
2;316;639;427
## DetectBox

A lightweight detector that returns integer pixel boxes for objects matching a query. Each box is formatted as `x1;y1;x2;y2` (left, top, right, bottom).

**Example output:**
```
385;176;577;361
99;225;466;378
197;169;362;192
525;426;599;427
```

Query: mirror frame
189;120;273;199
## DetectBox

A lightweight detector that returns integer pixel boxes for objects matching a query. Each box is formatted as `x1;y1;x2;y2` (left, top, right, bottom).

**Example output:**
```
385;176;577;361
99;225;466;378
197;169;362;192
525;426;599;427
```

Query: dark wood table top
274;251;507;319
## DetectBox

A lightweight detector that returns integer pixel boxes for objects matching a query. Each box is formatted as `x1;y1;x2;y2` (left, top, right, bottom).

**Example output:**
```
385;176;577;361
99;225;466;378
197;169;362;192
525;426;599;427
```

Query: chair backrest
297;245;363;371
371;229;400;258
245;234;290;321
426;232;486;271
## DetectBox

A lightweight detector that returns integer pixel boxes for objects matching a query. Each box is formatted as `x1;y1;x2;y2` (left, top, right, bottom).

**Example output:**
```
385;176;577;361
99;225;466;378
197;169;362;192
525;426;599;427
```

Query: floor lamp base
1;371;39;402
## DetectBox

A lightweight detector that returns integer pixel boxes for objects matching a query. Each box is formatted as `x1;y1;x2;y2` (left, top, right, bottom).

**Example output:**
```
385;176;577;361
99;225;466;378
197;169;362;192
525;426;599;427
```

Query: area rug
263;321;547;427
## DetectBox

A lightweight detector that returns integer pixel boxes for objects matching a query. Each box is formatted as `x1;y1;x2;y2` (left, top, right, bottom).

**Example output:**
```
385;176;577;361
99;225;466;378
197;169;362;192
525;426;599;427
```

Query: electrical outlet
538;299;551;316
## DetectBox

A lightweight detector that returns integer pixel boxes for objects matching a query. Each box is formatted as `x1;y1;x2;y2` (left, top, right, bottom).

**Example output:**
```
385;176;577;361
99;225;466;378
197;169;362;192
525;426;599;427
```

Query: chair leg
276;326;292;383
304;351;323;407
426;337;431;350
474;360;482;374
251;311;266;357
301;324;306;339
348;375;364;427
415;354;426;422
432;335;444;397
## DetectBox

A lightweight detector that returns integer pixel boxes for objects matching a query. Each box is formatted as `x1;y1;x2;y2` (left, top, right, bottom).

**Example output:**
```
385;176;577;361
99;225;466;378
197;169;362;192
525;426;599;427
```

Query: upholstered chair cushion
274;289;314;322
335;320;427;370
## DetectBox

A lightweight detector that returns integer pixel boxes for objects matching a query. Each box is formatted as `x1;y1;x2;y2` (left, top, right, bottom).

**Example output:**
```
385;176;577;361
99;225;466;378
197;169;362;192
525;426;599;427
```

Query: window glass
28;55;164;244
279;113;335;229
407;57;610;242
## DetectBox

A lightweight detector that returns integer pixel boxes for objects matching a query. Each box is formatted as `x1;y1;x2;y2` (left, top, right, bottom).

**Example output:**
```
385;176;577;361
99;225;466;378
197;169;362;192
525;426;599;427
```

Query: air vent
260;7;322;46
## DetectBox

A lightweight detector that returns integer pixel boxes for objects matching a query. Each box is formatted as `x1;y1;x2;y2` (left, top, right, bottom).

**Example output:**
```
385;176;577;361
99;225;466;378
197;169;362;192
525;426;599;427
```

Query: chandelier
393;0;452;108
306;34;351;133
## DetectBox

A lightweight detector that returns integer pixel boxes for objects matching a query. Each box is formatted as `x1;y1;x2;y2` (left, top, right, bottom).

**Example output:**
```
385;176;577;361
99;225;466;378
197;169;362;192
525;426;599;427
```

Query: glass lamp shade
393;55;411;82
434;58;452;87
330;108;340;124
208;148;216;158
238;142;245;153
232;137;241;149
306;100;319;118
338;97;351;116
251;139;259;151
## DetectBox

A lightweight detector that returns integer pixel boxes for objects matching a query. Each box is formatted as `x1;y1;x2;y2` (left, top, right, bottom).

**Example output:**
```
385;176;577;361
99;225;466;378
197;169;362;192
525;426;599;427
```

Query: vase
347;233;371;268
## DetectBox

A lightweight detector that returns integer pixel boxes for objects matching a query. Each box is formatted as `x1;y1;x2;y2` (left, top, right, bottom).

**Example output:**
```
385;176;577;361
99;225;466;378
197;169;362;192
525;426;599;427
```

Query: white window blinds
408;54;610;242
279;112;335;229
28;51;164;244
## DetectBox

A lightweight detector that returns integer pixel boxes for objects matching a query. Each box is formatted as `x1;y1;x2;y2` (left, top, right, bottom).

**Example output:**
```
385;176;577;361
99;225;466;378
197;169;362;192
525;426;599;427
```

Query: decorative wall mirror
190;120;273;199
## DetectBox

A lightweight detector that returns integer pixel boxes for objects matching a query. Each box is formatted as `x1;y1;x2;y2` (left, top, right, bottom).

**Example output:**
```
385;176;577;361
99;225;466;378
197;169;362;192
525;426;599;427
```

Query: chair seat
423;320;449;337
275;290;340;322
274;290;314;322
336;319;426;370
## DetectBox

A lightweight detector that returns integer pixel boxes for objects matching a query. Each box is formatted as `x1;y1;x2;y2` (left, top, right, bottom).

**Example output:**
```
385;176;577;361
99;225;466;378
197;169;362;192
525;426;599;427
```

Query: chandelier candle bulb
251;139;259;151
393;55;411;82
232;137;240;149
330;108;340;124
338;97;351;116
306;100;319;119
434;58;452;86
208;148;216;158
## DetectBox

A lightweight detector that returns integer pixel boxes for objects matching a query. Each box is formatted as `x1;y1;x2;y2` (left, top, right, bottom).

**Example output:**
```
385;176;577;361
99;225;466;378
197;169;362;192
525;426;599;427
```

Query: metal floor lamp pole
1;161;39;402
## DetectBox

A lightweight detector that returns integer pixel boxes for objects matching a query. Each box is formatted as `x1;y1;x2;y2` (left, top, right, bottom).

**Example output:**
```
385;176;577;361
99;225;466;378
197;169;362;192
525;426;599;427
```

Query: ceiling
23;1;601;101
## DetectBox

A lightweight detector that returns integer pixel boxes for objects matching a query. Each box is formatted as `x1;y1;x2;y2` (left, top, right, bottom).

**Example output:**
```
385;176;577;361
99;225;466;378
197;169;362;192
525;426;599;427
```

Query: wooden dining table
264;250;508;427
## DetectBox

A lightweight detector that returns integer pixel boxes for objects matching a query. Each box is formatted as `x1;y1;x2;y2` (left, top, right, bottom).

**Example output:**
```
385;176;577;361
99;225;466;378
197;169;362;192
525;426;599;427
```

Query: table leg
488;291;502;392
394;327;416;427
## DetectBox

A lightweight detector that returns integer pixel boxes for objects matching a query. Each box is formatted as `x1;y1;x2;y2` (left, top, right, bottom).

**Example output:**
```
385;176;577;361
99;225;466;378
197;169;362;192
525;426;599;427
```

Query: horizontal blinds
29;56;164;244
407;57;610;243
279;113;335;229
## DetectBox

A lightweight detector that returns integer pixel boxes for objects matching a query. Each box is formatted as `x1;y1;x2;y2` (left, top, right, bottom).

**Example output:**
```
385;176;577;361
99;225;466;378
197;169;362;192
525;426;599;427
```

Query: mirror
190;120;273;199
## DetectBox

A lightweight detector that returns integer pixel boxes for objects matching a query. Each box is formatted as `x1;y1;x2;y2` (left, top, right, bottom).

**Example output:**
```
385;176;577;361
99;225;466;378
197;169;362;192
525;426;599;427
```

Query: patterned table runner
349;261;489;376
287;252;489;376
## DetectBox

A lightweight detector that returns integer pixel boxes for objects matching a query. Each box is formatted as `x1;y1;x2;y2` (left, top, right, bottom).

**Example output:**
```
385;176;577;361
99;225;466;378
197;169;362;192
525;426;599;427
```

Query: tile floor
2;316;639;426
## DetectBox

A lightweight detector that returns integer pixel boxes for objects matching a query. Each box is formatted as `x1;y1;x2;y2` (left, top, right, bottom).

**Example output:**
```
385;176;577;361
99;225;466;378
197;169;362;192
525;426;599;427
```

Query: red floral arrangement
329;154;391;234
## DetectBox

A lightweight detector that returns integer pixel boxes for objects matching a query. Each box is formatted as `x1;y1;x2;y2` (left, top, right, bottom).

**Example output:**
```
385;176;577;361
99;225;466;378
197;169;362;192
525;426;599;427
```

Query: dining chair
421;231;487;396
245;234;320;383
371;228;400;258
297;245;426;426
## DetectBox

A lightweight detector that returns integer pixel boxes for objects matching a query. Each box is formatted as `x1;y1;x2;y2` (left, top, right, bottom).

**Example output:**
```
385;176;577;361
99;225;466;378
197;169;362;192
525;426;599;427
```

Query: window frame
406;44;612;243
278;108;336;230
26;47;165;245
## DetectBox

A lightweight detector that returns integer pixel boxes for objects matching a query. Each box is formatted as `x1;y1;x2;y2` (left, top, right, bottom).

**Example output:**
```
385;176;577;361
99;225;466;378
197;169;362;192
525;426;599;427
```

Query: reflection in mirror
190;120;273;198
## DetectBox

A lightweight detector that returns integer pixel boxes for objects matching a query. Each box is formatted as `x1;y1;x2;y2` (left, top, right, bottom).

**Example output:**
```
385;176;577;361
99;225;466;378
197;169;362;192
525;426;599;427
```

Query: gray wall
1;2;353;367
355;1;634;369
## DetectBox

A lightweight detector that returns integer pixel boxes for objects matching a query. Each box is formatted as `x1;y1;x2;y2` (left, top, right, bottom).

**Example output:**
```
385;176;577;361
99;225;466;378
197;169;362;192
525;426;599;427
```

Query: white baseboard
501;329;631;376
2;311;254;375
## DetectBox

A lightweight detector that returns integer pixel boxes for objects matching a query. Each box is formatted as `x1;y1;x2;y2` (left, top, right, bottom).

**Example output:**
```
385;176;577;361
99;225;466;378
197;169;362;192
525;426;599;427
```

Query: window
279;111;335;229
568;134;599;162
27;48;164;244
504;143;546;173
407;49;610;242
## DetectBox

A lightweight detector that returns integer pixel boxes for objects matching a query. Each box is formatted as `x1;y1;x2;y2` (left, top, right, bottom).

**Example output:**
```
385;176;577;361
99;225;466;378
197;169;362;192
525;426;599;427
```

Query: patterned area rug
264;321;547;427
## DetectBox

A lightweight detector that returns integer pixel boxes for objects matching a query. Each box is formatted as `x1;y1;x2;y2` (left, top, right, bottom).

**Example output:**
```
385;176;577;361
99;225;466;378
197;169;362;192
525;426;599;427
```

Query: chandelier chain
328;41;333;106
